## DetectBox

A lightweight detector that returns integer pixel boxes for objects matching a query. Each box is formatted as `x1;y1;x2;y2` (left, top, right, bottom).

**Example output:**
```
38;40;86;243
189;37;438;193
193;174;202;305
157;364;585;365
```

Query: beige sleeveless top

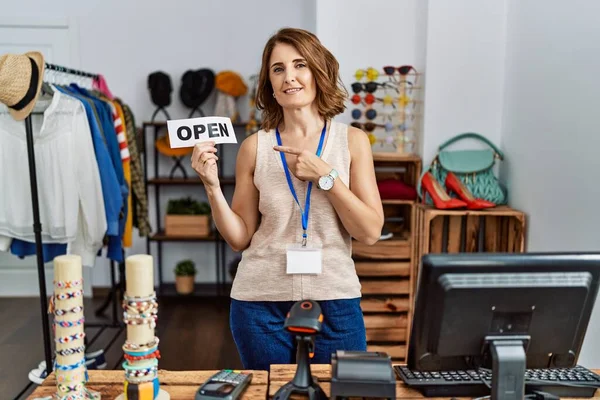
230;120;362;301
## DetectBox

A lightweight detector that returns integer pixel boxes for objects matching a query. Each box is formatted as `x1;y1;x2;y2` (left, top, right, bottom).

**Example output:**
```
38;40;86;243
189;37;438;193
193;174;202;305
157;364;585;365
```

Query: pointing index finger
273;145;301;155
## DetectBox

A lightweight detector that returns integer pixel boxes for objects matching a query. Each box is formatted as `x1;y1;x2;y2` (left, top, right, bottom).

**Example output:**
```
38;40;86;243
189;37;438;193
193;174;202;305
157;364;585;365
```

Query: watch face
319;175;334;190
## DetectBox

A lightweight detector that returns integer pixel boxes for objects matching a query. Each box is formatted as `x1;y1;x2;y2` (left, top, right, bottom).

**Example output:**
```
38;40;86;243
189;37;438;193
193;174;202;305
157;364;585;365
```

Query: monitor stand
485;335;530;400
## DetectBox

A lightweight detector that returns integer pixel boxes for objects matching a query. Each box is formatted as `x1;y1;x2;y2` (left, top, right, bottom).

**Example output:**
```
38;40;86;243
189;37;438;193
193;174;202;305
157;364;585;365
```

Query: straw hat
0;51;45;121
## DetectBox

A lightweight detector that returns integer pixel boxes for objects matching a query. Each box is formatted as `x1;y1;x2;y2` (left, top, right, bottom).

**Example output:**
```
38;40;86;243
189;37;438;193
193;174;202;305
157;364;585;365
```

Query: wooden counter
27;369;268;400
27;365;600;399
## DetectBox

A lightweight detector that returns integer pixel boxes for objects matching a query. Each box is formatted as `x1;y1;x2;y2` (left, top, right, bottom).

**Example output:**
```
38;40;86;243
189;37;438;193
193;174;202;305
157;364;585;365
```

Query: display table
27;366;600;399
27;370;268;400
268;364;600;400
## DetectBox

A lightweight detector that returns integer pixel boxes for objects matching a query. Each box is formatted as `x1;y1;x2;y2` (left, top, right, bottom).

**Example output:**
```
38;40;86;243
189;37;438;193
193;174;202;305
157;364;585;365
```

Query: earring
273;92;276;98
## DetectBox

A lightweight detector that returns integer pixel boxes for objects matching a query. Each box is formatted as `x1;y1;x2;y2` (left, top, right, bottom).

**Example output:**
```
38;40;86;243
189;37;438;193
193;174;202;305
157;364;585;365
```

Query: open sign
166;116;238;148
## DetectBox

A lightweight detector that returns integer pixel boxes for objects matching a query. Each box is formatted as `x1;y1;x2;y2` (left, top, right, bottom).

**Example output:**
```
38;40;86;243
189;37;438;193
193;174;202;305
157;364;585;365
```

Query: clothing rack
18;62;126;396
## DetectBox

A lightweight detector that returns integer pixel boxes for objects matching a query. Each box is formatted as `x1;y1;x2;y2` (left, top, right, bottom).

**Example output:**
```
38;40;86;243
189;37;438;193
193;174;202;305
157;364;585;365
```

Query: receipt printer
330;350;396;399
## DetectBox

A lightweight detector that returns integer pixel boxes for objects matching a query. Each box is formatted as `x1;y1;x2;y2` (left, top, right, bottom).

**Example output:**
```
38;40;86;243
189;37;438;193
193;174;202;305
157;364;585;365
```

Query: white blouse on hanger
0;89;106;266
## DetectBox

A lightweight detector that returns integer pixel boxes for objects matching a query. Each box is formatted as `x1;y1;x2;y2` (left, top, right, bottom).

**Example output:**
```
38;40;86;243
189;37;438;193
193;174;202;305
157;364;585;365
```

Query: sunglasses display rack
350;65;421;155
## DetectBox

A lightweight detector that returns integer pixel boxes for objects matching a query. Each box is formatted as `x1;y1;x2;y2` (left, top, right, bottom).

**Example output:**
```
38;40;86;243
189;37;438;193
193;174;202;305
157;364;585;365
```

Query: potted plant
174;259;197;295
165;197;211;237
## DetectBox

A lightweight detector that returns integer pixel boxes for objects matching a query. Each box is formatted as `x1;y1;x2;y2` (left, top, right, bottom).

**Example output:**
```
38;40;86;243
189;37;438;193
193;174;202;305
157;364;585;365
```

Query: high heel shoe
421;172;467;209
445;172;496;210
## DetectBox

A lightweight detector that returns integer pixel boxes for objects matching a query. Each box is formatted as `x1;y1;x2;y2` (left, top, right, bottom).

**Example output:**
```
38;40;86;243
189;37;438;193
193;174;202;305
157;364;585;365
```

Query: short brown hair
255;27;348;131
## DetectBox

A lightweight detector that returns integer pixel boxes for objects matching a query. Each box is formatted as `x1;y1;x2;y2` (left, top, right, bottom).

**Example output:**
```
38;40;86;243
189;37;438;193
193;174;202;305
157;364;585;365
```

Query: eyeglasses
354;67;379;81
351;81;398;94
351;108;377;120
383;65;418;82
350;121;384;132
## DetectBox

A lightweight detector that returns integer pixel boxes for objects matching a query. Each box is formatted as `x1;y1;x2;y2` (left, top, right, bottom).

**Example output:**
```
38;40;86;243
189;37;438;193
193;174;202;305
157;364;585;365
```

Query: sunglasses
351;93;396;108
354;67;379;81
383;65;418;82
350;122;384;132
351;81;398;94
351;108;377;120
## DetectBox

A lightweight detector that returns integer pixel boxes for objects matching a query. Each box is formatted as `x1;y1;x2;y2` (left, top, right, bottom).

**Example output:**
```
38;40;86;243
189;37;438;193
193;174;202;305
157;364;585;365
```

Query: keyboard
394;365;600;398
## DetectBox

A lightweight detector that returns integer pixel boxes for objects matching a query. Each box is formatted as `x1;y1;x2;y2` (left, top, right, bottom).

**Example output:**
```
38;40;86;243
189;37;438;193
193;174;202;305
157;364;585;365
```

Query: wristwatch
317;169;339;191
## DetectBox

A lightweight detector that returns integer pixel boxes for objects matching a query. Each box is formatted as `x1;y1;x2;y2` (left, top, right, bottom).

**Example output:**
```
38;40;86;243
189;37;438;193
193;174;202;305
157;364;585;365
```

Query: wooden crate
413;203;526;286
354;153;422;362
165;214;211;237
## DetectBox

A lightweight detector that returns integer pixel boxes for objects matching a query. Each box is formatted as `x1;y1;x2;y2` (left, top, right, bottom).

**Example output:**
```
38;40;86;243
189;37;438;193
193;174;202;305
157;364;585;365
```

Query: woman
191;27;384;370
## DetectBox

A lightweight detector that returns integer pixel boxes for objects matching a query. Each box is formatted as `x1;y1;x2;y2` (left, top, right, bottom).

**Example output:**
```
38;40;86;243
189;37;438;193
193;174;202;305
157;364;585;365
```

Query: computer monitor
407;252;600;399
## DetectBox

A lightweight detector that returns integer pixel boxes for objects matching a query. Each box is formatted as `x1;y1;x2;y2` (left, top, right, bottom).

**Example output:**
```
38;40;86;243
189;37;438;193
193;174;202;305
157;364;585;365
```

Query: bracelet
56;345;86;357
55;317;85;328
124;350;160;362
55;306;84;316
125;366;158;379
125;371;158;385
122;358;159;371
55;290;83;300
123;313;157;327
56;369;88;383
58;383;84;393
123;291;156;303
123;337;159;351
54;358;86;371
54;279;83;289
56;332;85;344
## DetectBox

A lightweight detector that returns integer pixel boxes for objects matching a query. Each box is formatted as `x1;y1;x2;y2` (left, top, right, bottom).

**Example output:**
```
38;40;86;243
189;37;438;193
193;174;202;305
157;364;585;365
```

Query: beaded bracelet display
123;337;160;351
58;383;84;393
56;345;86;357
54;279;83;289
54;358;86;371
56;332;85;344
55;317;85;328
55;305;84;316
124;349;161;362
55;290;84;300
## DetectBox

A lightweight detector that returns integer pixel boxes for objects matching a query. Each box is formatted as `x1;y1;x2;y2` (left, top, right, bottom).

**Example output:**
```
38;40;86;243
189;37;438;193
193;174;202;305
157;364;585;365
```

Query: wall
500;0;600;368
420;0;507;166
0;0;316;290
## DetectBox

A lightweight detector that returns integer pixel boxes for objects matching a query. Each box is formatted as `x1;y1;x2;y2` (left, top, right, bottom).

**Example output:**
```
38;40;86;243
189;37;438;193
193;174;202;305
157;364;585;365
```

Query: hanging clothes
60;84;127;263
116;98;151;237
0;90;106;265
112;101;133;247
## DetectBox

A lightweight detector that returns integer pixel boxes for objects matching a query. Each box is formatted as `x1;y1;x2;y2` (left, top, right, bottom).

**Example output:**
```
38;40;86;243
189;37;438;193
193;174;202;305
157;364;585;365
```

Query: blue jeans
230;298;366;371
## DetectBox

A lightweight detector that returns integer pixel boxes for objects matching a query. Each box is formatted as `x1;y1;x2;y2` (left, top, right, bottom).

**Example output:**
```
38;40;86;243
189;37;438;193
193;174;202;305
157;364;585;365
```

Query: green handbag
419;133;508;205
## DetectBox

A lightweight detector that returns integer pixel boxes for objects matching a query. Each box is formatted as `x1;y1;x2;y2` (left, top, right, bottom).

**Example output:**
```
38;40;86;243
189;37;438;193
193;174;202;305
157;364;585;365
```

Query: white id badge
286;244;322;274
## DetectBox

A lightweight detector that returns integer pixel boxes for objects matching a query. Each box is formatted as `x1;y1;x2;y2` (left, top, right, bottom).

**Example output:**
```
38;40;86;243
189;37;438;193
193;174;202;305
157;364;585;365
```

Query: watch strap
329;169;339;179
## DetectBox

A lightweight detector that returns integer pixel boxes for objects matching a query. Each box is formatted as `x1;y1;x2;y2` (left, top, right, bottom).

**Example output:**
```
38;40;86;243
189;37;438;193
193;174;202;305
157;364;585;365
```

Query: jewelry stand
53;255;100;400
273;335;327;400
115;254;169;400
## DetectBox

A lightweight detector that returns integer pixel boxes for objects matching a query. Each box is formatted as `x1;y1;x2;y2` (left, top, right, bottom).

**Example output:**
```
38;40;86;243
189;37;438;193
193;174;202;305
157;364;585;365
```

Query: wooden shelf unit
353;152;421;362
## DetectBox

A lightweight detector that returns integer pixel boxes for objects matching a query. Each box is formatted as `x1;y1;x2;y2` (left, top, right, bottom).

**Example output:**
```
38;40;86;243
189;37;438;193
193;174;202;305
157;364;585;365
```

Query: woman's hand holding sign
273;145;331;183
191;141;220;188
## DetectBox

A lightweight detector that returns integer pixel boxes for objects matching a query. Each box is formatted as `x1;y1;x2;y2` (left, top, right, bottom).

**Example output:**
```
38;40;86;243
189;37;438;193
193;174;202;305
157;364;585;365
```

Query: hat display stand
115;254;169;400
150;107;171;123
10;61;125;399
